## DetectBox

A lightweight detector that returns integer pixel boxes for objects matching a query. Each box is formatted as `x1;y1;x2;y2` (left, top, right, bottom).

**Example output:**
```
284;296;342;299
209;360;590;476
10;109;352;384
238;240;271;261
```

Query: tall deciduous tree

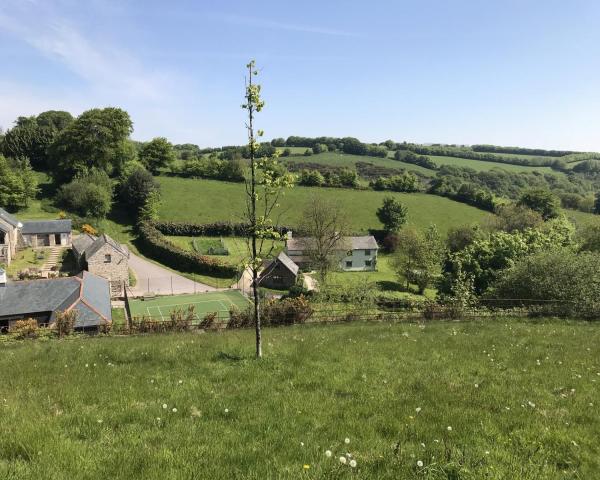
242;60;294;359
376;196;408;233
517;188;560;220
297;195;350;285
139;137;176;174
0;155;37;209
392;225;444;294
49;107;134;180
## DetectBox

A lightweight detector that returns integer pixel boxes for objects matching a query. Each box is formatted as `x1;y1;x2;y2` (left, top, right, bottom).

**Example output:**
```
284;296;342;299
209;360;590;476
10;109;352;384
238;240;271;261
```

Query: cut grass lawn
158;177;491;235
164;235;284;267
1;319;600;479
128;290;251;321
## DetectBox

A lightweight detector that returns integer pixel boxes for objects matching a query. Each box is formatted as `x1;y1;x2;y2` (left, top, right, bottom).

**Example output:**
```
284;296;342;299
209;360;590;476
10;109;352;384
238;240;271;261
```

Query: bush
55;310;77;337
486;248;600;318
10;319;40;339
227;306;254;329
261;295;313;326
199;312;219;330
57;169;113;218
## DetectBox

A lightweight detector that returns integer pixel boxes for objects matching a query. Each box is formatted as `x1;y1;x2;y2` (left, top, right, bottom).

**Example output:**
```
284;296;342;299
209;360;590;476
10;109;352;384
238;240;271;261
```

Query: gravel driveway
128;252;216;296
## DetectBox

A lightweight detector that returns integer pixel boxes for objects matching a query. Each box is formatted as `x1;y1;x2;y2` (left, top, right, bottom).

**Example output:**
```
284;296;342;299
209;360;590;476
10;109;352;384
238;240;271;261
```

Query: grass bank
1;319;599;479
158;177;491;235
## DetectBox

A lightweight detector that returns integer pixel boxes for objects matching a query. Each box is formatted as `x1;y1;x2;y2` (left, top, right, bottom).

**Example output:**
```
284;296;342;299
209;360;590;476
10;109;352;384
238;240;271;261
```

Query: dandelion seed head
417;460;423;467
339;456;347;464
162;404;167;409
325;450;332;457
349;459;357;468
344;437;350;444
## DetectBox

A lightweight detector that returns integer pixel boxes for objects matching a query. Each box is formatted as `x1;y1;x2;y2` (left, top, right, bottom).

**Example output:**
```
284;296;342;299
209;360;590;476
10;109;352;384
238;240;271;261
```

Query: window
365;260;372;267
104;254;112;263
345;261;352;268
364;249;371;256
0;232;5;244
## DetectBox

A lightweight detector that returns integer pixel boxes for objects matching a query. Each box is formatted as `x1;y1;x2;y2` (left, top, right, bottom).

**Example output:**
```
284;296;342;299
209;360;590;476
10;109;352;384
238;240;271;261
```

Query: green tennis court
128;290;251;321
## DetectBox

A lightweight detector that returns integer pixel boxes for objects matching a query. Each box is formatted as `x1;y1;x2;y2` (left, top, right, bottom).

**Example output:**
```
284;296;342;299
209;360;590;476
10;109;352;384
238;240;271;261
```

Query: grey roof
21;219;72;235
0;207;21;229
84;234;128;259
350;236;379;250
80;271;111;322
287;235;378;252
0;271;111;328
72;234;97;258
275;251;299;275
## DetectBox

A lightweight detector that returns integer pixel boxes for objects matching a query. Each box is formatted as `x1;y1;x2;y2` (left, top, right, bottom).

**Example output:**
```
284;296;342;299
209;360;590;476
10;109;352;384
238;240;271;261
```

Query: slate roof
84;234;129;259
0;207;21;230
274;251;299;275
21;219;72;235
0;271;111;328
286;235;378;252
72;234;97;257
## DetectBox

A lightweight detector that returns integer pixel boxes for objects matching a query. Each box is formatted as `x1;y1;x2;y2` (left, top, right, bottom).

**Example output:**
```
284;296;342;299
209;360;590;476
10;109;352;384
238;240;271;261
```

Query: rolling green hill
157;177;490;234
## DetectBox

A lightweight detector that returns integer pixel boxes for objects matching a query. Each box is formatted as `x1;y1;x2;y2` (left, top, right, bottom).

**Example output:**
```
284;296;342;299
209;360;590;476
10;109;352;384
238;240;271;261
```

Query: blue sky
1;0;599;150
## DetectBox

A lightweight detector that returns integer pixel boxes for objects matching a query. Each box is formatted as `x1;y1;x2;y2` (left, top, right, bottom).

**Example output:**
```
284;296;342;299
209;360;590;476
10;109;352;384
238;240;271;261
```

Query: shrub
10;319;40;339
199;312;219;330
57;169;113;218
261;295;313;326
81;224;98;235
55;310;77;337
227;306;254;329
168;306;195;331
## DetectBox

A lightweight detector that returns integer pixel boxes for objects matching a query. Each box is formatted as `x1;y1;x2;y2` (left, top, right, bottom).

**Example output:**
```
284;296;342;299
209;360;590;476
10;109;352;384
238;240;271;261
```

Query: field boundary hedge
137;222;239;278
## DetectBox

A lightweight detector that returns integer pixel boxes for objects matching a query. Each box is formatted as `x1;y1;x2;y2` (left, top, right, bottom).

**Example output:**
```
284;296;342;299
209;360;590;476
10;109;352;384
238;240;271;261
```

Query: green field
128;290;251;321
164;235;284;266
158;177;490;235
2;319;600;479
284;151;434;175
427;155;557;173
282;150;557;174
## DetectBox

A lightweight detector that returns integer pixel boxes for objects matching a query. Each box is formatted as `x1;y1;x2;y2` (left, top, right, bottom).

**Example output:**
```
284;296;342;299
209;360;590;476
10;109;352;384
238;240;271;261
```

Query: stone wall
87;243;129;297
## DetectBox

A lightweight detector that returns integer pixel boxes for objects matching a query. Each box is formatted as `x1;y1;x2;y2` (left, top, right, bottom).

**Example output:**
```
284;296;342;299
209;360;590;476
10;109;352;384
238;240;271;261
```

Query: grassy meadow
283;151;435;176
1;319;599;479
427;155;557;173
157;177;490;235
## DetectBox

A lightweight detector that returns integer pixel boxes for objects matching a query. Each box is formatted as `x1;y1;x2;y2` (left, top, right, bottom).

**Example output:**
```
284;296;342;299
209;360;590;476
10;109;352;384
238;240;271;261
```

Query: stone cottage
72;233;129;297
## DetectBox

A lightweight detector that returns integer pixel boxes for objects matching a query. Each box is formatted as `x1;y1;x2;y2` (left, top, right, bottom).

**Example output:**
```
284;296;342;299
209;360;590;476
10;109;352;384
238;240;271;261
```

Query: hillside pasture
1;319;599;479
284;151;435;176
157;177;491;234
428;155;558;173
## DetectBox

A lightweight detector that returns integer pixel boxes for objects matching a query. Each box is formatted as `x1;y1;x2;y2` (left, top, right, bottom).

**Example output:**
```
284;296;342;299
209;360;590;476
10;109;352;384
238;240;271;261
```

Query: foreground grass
158;177;490;235
1;320;599;479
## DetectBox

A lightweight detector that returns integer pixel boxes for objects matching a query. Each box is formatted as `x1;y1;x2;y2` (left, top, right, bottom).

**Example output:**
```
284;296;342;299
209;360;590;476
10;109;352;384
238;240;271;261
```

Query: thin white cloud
211;13;362;38
0;2;177;102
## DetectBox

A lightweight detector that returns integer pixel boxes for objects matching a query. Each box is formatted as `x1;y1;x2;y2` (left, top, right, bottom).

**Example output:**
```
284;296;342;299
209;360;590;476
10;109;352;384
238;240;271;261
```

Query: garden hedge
137;222;239;278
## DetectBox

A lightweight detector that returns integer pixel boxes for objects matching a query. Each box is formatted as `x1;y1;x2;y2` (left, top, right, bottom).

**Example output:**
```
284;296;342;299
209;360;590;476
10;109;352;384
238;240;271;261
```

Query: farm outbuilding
259;251;299;289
